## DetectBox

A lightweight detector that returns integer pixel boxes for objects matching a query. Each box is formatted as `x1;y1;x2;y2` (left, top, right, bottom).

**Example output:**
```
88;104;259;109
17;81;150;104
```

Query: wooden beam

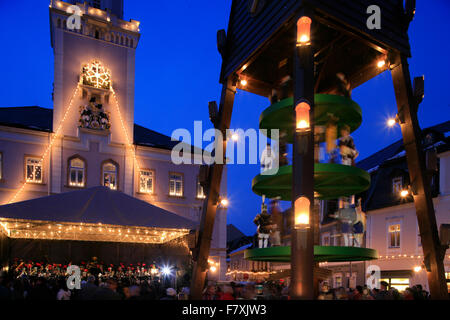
290;9;315;300
189;77;236;300
314;10;388;56
236;75;273;97
390;53;448;300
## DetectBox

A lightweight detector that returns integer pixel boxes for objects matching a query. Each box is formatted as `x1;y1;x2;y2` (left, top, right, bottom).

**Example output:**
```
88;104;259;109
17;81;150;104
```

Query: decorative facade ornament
81;60;111;90
79;97;110;130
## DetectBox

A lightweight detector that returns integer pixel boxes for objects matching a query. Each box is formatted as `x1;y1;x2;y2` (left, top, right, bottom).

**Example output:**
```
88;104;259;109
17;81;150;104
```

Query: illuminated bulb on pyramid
297;120;308;129
300;35;309;43
377;60;386;68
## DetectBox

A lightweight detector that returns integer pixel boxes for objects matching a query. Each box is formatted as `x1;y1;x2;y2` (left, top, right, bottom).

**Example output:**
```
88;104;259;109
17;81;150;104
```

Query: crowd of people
317;281;430;300
0;259;434;301
0;258;186;300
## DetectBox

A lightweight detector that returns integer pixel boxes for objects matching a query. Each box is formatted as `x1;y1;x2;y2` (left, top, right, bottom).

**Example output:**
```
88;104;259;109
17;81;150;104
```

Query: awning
0;186;198;244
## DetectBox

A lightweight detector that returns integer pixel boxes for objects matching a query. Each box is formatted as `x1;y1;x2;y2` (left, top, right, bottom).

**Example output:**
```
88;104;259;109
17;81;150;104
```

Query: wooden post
390;53;448;300
190;77;236;300
290;12;315;300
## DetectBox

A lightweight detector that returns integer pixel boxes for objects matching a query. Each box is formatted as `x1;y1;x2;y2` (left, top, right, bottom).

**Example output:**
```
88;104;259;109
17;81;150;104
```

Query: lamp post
290;11;315;300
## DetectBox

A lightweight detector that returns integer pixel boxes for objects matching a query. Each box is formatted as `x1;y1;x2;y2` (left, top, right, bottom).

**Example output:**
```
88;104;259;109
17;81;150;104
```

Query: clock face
248;0;266;17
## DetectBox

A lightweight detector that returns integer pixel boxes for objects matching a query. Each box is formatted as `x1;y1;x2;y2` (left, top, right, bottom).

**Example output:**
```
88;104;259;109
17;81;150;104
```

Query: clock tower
49;0;140;194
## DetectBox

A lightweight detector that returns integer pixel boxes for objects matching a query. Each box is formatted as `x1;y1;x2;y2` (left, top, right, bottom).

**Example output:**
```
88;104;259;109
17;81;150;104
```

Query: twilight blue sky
0;1;449;235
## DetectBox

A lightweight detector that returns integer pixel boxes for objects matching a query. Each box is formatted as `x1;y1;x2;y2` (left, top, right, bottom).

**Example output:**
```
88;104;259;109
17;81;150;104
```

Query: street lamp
400;189;409;198
387;118;396;127
219;198;229;208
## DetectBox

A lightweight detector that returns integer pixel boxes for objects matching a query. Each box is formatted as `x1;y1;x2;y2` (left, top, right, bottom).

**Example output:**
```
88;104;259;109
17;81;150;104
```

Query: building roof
226;224;246;243
0;106;199;152
0;186;197;230
358;120;450;211
357;120;450;171
0;106;53;132
229;243;252;256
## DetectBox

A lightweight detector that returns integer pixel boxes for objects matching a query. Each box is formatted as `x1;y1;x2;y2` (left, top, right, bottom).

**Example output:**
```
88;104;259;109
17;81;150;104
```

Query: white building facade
361;124;450;292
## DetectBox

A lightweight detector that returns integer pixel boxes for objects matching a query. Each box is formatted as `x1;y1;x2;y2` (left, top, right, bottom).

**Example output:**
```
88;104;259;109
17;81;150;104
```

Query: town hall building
0;0;227;280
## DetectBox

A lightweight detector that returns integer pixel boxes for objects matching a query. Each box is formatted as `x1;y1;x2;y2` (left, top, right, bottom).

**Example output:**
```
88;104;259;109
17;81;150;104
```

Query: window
139;170;154;194
196;179;205;199
388;224;401;248
381;278;410;292
346;272;357;289
334;273;343;288
169;173;183;196
446;272;450;292
102;161;117;190
392;177;403;195
25;157;42;183
69;157;85;187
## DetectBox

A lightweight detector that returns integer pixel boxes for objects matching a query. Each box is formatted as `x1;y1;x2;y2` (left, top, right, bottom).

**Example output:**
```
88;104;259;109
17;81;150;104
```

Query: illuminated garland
225;270;277;276
0;218;189;244
7;64;152;204
110;86;155;203
7;84;81;204
81;60;111;90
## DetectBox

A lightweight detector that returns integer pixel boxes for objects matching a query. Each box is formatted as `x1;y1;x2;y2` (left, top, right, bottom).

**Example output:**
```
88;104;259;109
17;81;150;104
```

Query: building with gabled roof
358;121;450;292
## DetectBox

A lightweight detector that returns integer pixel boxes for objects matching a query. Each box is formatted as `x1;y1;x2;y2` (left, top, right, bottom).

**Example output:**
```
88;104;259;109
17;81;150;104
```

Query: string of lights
7;84;81;204
0;218;189;244
225;270;277;276
2;64;190;245
110;87;155;203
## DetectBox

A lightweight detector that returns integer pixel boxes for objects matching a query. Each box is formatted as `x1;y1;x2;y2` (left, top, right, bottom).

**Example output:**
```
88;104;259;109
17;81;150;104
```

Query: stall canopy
0;186;198;244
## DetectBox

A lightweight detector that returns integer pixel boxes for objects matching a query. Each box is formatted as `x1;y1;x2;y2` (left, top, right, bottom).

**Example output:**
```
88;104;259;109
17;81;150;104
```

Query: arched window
111;33;115;43
68;156;85;187
102;161;118;190
130;39;134;48
95;30;99;39
126;37;129;46
57;18;61;28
